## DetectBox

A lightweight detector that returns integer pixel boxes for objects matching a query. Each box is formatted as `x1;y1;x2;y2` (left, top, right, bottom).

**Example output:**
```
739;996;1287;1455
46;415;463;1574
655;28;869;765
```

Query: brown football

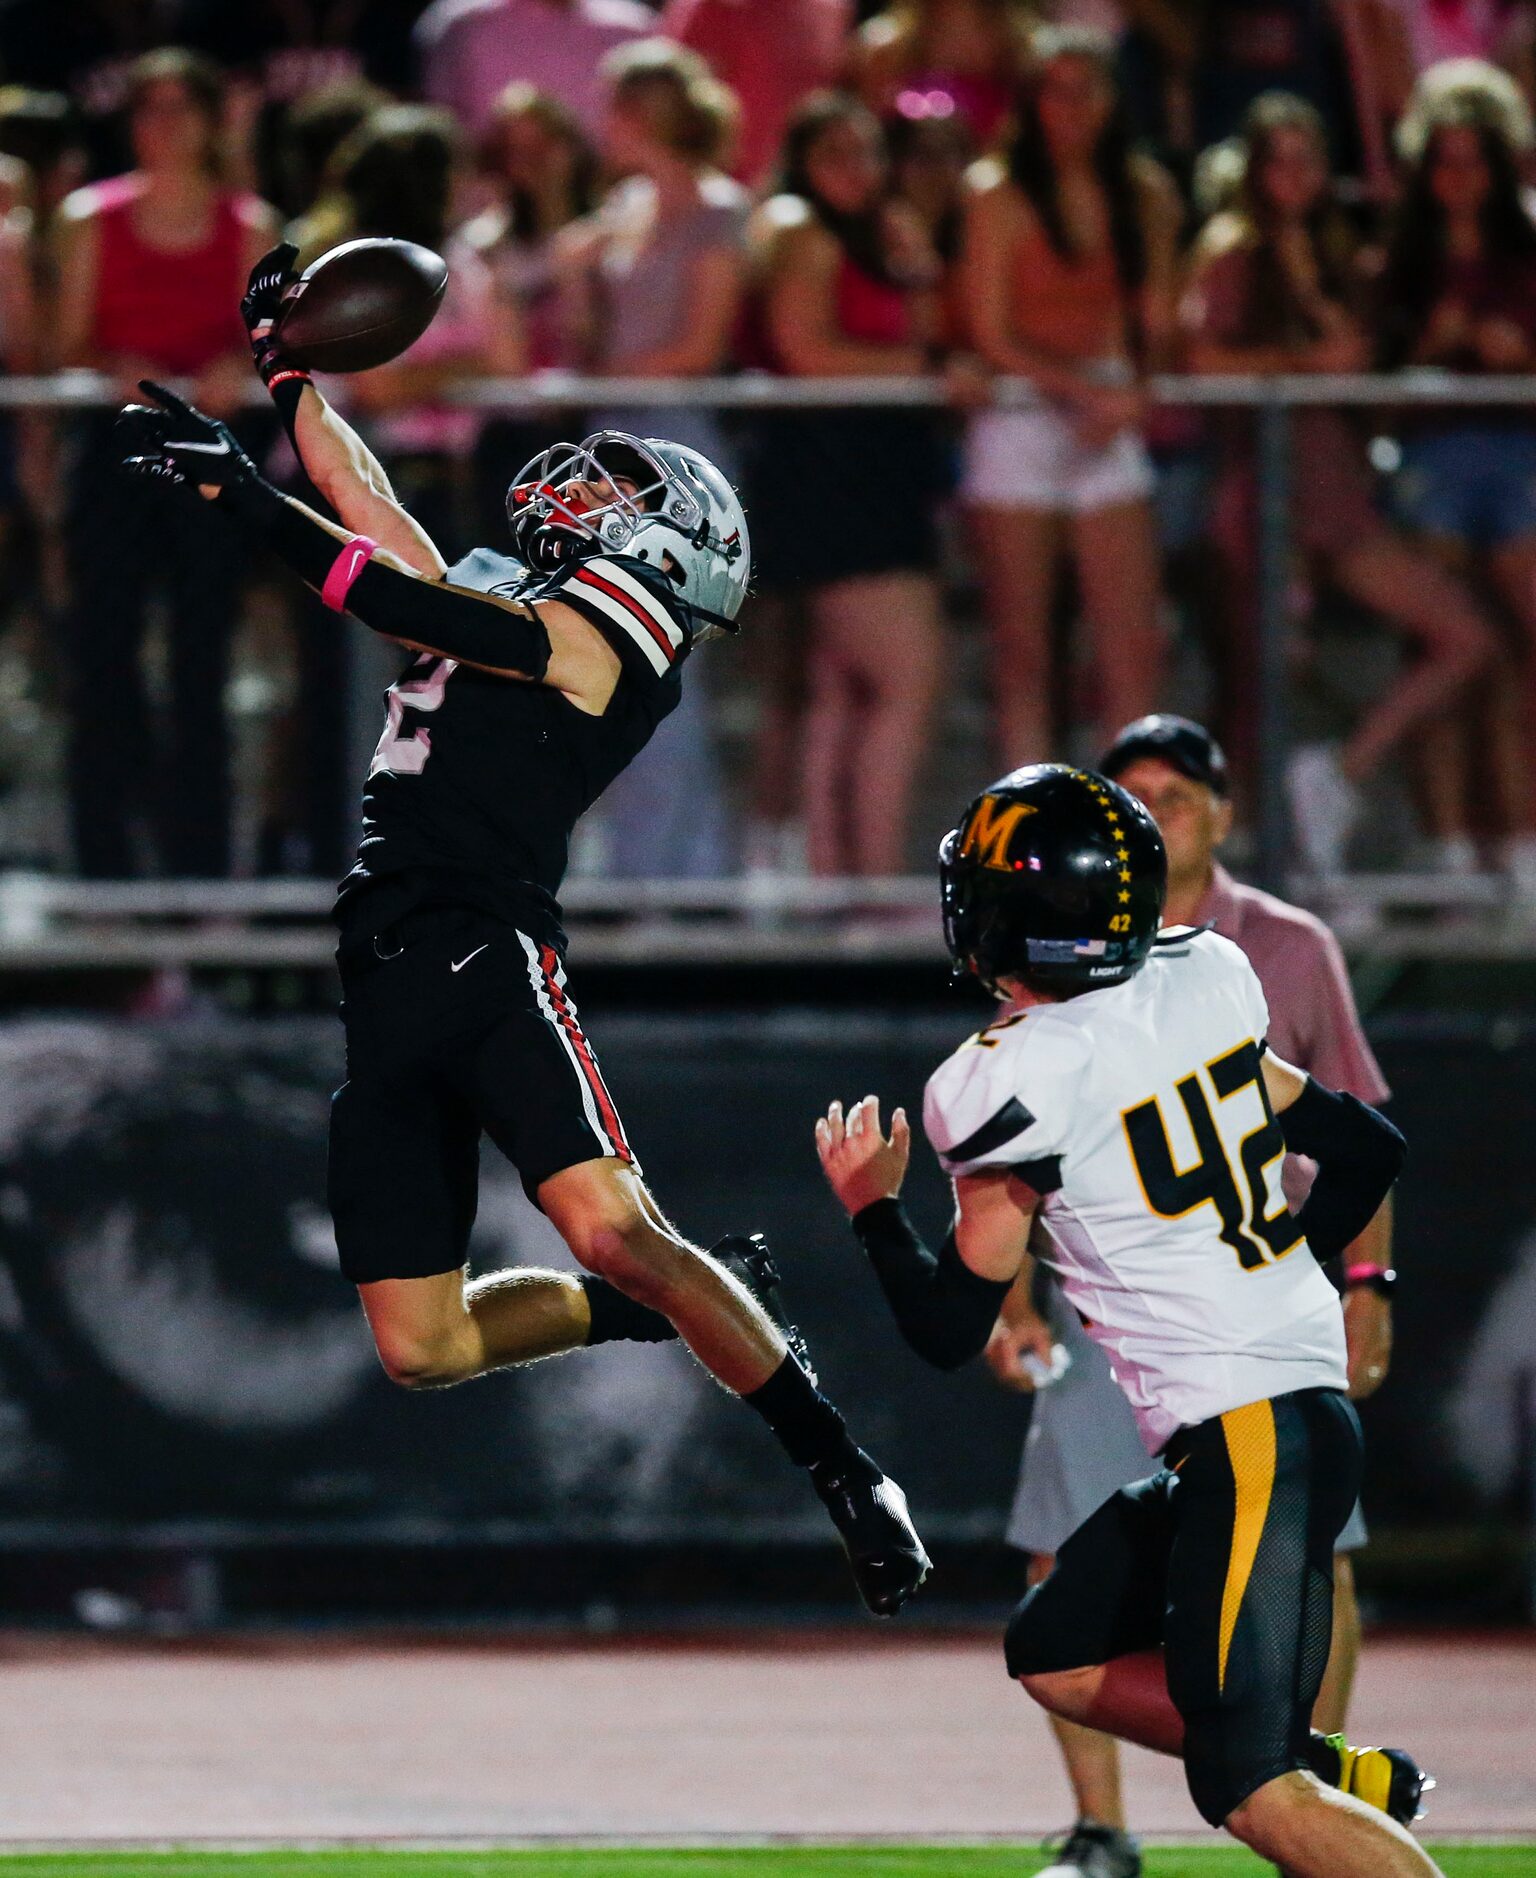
273;238;448;374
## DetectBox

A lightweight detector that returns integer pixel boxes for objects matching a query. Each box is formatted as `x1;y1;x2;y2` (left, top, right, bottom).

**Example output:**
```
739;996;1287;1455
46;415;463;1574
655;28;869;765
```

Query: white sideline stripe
588;558;685;648
566;578;671;677
517;931;609;1148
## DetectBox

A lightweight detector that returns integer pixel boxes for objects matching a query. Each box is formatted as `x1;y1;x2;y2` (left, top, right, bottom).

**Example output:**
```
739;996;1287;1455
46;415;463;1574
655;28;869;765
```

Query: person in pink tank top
53;49;275;879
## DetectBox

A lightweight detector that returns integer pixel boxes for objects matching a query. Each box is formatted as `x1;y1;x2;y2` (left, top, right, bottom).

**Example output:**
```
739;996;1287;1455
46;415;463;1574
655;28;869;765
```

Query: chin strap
685;598;743;636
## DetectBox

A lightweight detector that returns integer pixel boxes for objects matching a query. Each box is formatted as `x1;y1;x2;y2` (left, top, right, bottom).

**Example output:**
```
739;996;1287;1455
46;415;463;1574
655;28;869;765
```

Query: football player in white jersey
815;764;1440;1878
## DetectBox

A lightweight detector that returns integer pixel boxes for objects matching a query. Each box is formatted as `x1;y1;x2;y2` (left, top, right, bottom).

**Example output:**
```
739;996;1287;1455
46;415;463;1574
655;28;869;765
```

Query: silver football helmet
508;430;750;634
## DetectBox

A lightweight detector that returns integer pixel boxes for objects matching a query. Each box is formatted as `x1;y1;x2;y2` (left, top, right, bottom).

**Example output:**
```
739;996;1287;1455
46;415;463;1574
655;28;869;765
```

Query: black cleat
1311;1732;1434;1825
710;1231;818;1385
810;1448;931;1617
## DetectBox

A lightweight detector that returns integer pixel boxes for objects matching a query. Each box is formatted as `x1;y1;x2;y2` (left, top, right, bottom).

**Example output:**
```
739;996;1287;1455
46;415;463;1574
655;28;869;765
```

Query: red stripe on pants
539;944;632;1160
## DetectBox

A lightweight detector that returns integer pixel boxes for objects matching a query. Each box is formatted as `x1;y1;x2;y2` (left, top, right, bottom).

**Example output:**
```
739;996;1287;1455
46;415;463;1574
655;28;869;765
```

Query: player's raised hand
815;1095;911;1218
241;240;301;344
118;381;259;500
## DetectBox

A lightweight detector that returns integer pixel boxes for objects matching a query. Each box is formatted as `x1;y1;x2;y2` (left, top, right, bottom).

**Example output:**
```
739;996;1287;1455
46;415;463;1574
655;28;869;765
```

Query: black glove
118;380;261;498
241;241;310;396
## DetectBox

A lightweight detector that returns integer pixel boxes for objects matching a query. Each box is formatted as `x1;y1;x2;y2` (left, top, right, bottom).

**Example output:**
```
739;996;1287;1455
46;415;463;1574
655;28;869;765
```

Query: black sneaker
1035;1821;1142;1878
810;1448;931;1617
709;1232;818;1384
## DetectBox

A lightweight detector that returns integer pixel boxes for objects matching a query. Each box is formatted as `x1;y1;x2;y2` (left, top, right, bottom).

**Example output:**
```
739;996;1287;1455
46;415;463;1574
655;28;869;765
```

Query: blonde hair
491;81;585;149
1396;57;1535;166
601;38;739;167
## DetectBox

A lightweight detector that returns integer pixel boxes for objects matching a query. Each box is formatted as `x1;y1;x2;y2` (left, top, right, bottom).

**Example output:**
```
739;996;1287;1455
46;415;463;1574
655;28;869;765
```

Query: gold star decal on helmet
1118;890;1131;903
1119;868;1131;882
1117;848;1129;861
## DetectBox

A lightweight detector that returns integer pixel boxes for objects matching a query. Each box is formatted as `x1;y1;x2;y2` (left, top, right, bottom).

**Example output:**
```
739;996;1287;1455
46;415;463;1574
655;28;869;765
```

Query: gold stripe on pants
1217;1399;1277;1692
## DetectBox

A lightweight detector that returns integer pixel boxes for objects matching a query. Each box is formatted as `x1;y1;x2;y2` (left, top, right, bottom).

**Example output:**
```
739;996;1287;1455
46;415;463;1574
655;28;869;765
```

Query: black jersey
335;546;690;950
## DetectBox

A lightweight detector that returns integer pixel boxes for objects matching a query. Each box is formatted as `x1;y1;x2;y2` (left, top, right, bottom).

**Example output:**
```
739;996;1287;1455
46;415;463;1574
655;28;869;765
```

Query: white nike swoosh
171;437;232;456
451;944;489;974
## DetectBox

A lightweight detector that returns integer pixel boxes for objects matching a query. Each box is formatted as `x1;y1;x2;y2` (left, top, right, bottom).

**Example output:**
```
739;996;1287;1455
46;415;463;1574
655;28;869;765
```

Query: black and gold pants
1005;1387;1363;1826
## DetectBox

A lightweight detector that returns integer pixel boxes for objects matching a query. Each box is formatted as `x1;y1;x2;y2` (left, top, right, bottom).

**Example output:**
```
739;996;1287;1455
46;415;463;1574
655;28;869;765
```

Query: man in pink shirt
661;0;853;186
415;0;654;139
987;715;1396;1878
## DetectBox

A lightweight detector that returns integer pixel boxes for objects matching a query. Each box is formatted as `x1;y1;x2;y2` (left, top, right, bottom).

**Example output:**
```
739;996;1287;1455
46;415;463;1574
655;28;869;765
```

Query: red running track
0;1631;1530;1843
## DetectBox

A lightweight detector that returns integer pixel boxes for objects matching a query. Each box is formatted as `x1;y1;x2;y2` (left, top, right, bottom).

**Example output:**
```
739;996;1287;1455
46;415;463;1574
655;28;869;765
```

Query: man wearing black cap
985;715;1396;1878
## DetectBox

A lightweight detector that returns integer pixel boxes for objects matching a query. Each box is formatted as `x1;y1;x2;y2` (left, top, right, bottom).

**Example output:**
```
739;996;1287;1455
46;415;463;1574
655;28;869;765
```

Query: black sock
743;1352;862;1473
580;1276;678;1346
1304;1731;1343;1785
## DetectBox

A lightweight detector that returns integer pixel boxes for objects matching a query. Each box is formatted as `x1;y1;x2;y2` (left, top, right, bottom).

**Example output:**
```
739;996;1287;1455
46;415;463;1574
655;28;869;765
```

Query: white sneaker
1286;743;1360;878
1035;1820;1142;1878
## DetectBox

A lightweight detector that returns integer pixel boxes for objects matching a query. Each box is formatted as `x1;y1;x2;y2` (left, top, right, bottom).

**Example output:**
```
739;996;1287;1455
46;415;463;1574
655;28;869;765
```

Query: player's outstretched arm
120;384;628;707
241;240;445;578
1262;1049;1407;1262
291;383;447;578
815;1095;1033;1370
119;386;528;660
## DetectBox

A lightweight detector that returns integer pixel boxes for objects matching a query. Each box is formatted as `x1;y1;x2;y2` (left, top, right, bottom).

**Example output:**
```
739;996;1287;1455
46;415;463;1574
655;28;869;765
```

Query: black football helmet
939;764;1167;996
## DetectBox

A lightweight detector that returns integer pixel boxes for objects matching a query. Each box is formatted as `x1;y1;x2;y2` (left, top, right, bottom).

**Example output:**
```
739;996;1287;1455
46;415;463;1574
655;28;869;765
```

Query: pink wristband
1345;1263;1387;1286
320;535;378;613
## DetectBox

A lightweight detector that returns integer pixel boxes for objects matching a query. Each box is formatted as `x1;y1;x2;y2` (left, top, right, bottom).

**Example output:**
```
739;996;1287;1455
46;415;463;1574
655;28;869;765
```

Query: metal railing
0;869;1530;969
15;364;1536;408
4;369;1534;968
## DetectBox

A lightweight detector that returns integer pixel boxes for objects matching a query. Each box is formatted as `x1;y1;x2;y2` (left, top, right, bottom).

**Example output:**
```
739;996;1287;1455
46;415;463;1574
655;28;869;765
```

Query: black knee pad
1181;1705;1298;1827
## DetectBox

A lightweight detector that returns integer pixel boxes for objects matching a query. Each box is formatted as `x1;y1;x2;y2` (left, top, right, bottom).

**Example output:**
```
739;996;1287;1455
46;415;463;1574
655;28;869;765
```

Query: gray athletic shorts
1006;1286;1368;1558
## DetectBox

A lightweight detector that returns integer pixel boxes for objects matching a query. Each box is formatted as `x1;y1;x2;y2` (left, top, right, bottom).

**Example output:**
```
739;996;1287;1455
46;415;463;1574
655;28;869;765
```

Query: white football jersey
924;929;1347;1452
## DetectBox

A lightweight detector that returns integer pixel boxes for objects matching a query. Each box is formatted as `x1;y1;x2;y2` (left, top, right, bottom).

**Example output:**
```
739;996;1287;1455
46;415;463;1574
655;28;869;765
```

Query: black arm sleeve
222;475;551;678
850;1197;1014;1371
1280;1078;1406;1262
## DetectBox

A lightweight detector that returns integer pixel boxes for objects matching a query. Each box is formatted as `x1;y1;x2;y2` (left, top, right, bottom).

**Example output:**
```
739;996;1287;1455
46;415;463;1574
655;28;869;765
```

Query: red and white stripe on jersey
563;558;685;677
518;933;634;1163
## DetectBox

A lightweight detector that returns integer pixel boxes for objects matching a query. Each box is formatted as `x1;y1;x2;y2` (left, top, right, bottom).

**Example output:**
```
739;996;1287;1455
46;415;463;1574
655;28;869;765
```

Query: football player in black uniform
112;244;930;1618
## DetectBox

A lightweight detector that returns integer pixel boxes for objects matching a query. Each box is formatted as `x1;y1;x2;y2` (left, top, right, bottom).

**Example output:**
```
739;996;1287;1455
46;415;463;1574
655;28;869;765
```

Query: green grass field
0;1848;1528;1878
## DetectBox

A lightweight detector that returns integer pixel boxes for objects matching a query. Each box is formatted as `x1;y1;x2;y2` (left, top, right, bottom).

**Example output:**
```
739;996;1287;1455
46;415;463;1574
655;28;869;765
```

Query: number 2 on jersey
370;656;454;778
1122;1039;1303;1271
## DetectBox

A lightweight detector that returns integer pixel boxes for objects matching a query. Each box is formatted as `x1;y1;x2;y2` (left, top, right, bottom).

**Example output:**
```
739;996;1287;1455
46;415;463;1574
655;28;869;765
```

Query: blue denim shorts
1391;424;1536;547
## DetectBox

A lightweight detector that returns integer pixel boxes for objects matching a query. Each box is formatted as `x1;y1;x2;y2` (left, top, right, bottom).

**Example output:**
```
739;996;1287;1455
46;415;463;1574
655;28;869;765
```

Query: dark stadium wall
0;1012;1531;1610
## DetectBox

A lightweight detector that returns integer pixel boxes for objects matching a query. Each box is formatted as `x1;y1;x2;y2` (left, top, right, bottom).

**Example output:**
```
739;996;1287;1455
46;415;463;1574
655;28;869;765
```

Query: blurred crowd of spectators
0;0;1535;891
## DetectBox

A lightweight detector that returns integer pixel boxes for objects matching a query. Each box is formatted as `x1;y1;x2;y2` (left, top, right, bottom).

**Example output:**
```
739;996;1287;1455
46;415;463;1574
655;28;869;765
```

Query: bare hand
815;1095;911;1218
1301;329;1368;375
984;1309;1055;1393
941;352;994;412
1423;297;1471;358
1343;1286;1392;1400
